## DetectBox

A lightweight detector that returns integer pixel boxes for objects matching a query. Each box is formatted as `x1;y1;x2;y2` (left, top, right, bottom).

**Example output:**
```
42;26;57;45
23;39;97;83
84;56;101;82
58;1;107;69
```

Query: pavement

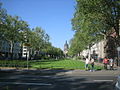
0;68;119;90
0;67;120;76
60;69;120;76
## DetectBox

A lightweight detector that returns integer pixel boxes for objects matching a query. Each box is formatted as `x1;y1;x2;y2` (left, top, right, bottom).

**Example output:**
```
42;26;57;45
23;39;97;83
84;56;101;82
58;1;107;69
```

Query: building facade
81;40;106;61
0;40;21;59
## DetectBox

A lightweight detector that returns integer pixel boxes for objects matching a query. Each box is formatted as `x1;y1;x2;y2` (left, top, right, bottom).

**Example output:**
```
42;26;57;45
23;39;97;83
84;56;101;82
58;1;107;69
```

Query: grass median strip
30;59;102;70
0;59;103;70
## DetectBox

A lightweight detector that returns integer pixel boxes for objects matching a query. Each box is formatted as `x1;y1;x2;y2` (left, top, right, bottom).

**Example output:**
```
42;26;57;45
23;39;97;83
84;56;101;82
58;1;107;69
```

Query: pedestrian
109;58;114;70
103;57;109;70
85;56;89;71
90;58;95;72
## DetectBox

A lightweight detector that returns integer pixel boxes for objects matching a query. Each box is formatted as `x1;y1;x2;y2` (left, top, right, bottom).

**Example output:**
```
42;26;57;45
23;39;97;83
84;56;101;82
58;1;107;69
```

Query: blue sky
0;0;75;50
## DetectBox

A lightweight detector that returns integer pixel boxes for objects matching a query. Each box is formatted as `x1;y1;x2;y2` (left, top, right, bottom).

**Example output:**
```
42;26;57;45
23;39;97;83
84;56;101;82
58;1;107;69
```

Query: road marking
93;80;113;82
0;82;52;86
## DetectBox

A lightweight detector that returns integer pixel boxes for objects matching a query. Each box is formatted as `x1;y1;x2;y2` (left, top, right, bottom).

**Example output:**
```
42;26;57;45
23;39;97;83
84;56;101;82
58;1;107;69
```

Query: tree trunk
10;41;14;60
104;36;117;59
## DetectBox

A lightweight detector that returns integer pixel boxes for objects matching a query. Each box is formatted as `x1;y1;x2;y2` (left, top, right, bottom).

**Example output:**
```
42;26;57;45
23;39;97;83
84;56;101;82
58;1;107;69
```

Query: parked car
115;75;120;90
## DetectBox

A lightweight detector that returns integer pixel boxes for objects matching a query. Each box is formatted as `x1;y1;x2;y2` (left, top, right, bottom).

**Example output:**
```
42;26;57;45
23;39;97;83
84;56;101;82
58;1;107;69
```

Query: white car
115;75;120;90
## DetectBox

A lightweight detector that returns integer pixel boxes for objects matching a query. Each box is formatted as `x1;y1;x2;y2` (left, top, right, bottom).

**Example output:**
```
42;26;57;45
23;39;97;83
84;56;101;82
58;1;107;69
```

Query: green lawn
30;59;102;70
0;60;27;67
0;59;102;70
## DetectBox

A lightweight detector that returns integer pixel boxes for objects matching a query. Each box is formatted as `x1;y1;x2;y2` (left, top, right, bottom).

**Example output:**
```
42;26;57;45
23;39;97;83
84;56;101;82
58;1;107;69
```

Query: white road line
0;82;52;86
93;80;113;82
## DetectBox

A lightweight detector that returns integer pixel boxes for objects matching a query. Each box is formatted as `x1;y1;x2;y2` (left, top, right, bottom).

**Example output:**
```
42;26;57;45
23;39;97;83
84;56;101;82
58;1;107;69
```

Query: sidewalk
56;69;120;77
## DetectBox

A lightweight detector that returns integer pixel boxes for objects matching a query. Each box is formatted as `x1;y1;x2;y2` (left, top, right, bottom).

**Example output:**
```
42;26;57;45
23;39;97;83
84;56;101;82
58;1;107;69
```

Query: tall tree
28;27;50;56
4;15;29;59
71;0;120;58
0;2;7;40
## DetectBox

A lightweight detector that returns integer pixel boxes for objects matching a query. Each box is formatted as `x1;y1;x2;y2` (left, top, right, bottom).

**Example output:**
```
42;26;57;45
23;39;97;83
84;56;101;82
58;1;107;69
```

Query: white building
0;40;21;59
13;42;21;59
81;40;106;59
0;40;10;58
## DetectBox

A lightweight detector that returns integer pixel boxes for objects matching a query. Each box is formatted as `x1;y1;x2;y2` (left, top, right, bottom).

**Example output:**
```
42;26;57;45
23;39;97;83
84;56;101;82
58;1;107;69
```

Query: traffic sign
24;43;30;46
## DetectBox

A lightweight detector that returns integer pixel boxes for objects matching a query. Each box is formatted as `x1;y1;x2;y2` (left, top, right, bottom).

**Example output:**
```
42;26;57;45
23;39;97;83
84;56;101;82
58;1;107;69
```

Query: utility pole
24;43;30;70
24;32;30;70
27;46;29;69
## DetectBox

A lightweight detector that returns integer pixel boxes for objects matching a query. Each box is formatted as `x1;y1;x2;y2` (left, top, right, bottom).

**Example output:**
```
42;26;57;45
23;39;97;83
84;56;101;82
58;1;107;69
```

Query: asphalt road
0;69;118;90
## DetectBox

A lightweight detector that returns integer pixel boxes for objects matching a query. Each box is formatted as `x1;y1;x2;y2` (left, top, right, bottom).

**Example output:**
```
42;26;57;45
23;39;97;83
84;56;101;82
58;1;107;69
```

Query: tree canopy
69;0;120;56
0;2;63;59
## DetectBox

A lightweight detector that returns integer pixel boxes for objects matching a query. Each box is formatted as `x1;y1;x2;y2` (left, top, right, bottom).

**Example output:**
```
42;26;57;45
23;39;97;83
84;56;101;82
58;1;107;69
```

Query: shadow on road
0;69;115;90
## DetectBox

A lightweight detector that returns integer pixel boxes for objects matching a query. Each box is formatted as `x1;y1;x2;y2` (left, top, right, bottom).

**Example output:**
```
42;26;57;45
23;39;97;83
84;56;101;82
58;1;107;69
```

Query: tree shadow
0;69;115;90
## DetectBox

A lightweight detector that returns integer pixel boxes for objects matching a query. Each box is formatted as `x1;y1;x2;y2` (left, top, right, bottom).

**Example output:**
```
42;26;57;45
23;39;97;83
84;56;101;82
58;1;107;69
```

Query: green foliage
0;2;63;59
4;15;29;42
27;27;63;59
41;45;64;59
0;3;7;39
28;27;50;51
70;0;120;56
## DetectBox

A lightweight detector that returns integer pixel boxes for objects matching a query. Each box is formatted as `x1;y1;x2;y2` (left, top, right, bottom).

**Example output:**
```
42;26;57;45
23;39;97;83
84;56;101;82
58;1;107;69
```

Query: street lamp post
27;47;29;69
24;43;30;70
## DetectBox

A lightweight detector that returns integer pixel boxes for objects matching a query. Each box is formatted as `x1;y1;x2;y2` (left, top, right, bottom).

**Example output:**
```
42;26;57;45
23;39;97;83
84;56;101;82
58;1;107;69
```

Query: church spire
65;40;67;45
64;40;69;53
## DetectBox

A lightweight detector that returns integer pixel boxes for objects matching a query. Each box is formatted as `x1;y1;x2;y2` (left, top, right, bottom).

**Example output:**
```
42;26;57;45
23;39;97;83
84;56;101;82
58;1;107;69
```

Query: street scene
0;0;120;90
